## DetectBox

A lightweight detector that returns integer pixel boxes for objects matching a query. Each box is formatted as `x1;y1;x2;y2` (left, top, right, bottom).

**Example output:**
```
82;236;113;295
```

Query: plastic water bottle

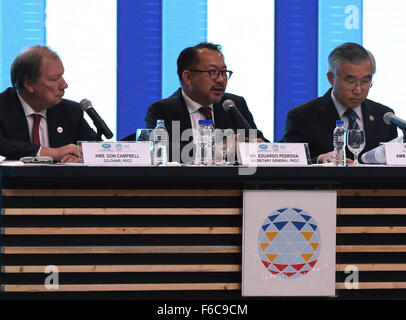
333;120;346;166
152;119;168;166
198;120;214;166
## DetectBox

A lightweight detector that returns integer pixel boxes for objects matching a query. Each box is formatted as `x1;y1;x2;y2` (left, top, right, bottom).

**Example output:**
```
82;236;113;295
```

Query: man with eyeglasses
140;42;267;162
281;42;397;164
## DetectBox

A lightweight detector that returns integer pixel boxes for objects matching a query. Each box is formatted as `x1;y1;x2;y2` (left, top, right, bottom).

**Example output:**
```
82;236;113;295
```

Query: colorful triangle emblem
301;231;313;241
265;232;278;242
265;253;278;262
260;242;269;251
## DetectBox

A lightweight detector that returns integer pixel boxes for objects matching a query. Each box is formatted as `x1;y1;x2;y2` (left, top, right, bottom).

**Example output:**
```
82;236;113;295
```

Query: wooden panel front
1;188;406;299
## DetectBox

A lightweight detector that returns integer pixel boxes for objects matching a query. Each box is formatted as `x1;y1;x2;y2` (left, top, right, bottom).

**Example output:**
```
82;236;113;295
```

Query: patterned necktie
344;109;360;130
198;106;213;120
32;114;41;145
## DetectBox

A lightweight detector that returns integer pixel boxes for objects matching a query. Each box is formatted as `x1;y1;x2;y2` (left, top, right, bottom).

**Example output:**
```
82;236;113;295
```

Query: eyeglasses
189;69;233;80
342;78;374;90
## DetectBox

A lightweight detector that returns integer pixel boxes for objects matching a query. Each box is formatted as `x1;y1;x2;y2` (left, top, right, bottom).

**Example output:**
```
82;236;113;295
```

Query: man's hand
40;144;80;163
317;151;354;164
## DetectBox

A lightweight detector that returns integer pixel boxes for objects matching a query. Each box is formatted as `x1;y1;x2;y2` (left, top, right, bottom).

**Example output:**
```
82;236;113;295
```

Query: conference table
0;163;405;300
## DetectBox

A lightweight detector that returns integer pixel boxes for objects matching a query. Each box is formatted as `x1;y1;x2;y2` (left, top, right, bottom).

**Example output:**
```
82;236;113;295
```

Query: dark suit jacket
123;88;267;161
281;89;398;163
0;87;99;159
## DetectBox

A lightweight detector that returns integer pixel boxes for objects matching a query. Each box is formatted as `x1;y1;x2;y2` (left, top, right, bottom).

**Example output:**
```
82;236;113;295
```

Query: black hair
176;42;223;84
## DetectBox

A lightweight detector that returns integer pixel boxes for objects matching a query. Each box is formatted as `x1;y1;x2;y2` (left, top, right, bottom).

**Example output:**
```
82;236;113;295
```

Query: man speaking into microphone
0;45;101;162
138;42;267;161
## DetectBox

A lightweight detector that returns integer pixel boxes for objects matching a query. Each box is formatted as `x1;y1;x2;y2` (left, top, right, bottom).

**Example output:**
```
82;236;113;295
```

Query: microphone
383;112;406;131
222;99;252;130
80;99;113;139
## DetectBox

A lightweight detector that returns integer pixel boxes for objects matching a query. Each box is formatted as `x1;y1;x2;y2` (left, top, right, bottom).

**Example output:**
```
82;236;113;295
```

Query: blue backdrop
0;0;364;141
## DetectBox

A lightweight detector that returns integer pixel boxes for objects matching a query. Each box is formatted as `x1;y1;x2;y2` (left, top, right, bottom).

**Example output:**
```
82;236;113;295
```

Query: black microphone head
383;112;394;125
80;99;92;111
222;99;235;112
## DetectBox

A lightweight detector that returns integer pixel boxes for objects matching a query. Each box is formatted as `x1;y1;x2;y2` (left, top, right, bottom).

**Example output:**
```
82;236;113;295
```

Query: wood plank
336;264;406;271
6;207;406;216
3;283;241;292
336;282;406;289
7;264;406;273
5;282;406;292
4;208;242;215
4;264;242;273
6;282;406;291
5;226;406;235
3;227;241;235
2;189;242;197
6;188;406;197
3;245;241;254
337;245;406;252
338;189;406;197
7;188;406;197
5;245;405;253
337;208;406;215
337;226;406;233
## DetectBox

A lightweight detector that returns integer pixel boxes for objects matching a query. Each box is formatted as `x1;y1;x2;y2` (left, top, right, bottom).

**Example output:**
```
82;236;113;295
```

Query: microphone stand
95;125;103;141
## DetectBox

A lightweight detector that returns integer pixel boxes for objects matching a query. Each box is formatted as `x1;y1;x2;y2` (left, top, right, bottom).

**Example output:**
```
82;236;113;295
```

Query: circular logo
257;207;321;279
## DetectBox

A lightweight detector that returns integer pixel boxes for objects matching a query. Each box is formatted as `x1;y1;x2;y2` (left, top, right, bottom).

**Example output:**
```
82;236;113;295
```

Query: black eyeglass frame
189;69;233;80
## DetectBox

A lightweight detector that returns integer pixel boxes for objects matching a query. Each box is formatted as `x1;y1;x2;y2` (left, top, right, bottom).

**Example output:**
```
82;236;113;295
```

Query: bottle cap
336;120;344;125
198;120;213;125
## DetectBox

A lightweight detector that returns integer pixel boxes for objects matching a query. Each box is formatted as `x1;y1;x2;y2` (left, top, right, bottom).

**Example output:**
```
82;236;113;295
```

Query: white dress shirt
17;91;50;152
182;89;214;140
331;90;364;130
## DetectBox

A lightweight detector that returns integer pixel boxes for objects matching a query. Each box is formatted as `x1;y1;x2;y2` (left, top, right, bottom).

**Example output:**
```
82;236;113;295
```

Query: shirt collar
17;90;47;118
331;90;362;119
181;89;213;114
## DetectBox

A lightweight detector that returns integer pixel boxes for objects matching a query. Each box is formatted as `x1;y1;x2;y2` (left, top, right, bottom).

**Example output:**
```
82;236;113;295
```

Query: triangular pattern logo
257;207;321;279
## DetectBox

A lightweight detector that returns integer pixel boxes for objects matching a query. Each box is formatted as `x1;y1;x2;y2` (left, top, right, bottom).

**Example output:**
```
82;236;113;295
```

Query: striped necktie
344;109;360;130
198;106;213;120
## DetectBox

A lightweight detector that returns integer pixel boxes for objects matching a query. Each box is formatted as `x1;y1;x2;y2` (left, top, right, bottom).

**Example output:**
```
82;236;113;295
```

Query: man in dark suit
281;42;397;163
142;42;267;163
0;45;99;162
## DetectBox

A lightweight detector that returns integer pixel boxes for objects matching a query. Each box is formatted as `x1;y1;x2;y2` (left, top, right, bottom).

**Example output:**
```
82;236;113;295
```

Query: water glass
347;129;366;166
136;129;154;163
214;129;235;165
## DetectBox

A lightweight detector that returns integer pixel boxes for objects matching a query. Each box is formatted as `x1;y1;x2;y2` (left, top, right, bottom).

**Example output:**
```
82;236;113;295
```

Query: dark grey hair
328;42;376;75
11;45;60;89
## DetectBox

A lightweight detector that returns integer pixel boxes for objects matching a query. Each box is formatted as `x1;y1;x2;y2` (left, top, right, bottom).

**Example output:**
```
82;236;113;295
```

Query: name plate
80;141;151;166
238;143;309;166
384;143;406;166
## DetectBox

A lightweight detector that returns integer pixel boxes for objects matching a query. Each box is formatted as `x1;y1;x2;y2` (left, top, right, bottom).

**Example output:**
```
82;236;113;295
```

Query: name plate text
238;143;309;166
80;141;151;166
384;143;406;166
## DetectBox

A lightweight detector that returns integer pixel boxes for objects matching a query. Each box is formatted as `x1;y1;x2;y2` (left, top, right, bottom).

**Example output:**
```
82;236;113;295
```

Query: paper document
361;136;404;164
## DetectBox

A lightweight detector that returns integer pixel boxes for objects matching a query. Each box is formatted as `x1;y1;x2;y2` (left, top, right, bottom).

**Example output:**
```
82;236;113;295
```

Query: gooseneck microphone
383;112;406;131
80;99;113;139
222;99;252;130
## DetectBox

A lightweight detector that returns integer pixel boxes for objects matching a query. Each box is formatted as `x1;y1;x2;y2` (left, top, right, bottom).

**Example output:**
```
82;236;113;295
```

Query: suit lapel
178;94;192;131
46;107;65;146
361;101;377;152
7;91;31;142
212;101;229;129
318;89;340;134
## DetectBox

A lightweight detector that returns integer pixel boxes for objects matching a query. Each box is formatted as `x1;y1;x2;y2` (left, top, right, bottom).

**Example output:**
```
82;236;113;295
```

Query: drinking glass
347;129;366;166
214;129;235;165
136;129;154;164
136;129;154;142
